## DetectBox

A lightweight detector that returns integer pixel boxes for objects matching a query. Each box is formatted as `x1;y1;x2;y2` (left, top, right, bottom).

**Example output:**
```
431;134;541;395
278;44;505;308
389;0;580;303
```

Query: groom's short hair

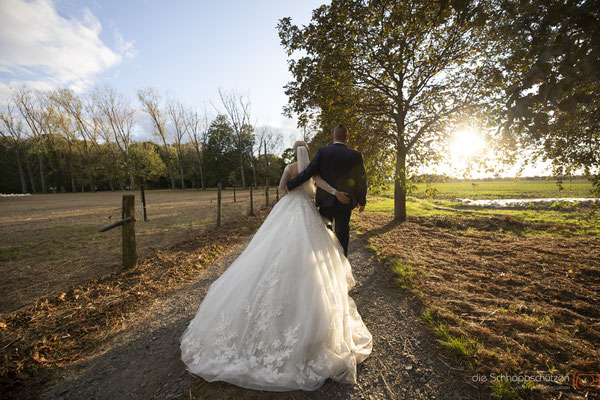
333;124;348;142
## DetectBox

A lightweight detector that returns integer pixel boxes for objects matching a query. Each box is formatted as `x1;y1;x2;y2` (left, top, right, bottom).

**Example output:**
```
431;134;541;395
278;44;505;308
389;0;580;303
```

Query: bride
179;141;372;391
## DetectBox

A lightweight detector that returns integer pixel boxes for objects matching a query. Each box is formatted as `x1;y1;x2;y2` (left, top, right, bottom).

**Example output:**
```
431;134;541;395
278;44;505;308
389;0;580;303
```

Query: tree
167;98;188;189
130;141;167;184
279;0;493;221
93;85;136;188
51;88;99;192
185;106;209;189
281;147;294;165
203;115;238;186
218;89;253;189
0;103;29;193
485;0;600;192
12;87;54;193
256;127;283;187
89;102;122;191
138;87;177;189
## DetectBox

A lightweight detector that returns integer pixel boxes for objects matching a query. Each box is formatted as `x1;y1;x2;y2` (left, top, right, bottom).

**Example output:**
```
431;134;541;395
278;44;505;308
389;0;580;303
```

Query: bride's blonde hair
293;140;309;157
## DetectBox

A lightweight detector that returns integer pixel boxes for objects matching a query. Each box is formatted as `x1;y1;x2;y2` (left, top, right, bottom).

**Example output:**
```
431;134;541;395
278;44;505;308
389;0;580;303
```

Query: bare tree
54;109;79;192
218;89;252;188
250;136;259;188
12;87;53;192
257;127;284;188
51;88;100;192
0;102;29;193
184;105;209;190
93;85;135;187
90;109;120;191
167;98;188;189
138;87;176;189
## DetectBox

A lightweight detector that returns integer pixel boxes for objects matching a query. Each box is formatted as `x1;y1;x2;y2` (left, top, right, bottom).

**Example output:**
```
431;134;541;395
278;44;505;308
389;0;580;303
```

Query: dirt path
42;232;484;400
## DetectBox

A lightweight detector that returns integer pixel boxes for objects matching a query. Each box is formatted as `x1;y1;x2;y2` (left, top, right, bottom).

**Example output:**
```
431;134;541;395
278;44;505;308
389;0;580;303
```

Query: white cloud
0;0;134;100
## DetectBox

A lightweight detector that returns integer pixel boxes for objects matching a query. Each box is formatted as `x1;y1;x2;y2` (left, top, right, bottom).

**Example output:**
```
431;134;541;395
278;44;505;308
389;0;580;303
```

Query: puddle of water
460;198;599;208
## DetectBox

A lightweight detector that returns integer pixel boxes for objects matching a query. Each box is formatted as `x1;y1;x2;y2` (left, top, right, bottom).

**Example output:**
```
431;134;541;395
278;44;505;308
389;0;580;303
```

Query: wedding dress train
180;151;372;391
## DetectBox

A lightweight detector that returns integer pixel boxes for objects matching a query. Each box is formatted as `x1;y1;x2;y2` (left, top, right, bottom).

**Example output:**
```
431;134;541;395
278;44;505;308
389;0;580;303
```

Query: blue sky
0;0;551;176
0;0;326;146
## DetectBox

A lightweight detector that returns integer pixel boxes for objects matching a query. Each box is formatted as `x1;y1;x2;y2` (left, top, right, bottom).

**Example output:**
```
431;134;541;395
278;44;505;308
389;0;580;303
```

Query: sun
450;128;486;159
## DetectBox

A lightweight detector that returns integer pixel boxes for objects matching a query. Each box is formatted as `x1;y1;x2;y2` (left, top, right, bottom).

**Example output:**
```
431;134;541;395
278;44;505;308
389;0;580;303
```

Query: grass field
407;178;595;200
354;178;599;399
367;179;599;235
0;188;273;314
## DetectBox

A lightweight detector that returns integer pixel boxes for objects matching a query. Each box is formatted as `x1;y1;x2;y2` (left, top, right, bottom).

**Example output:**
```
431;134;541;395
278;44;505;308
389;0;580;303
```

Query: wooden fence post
233;185;236;203
249;186;254;216
122;195;137;268
217;182;222;227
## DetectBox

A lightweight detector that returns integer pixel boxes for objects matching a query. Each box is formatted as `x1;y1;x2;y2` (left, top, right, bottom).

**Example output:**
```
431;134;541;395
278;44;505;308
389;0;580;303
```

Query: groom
287;124;367;256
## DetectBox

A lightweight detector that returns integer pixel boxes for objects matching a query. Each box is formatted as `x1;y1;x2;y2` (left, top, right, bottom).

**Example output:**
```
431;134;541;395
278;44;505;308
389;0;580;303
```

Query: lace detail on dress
183;263;305;383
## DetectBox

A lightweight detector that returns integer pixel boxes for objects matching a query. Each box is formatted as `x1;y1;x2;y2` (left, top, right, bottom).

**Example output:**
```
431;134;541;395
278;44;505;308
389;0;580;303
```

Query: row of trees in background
279;0;599;221
0;86;286;194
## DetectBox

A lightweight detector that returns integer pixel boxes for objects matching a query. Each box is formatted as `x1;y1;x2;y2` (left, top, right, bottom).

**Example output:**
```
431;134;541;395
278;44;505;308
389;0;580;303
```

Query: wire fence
0;186;278;314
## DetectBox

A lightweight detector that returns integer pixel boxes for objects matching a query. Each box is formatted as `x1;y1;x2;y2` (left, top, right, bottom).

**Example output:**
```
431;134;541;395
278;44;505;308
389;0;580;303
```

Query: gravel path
42;231;484;400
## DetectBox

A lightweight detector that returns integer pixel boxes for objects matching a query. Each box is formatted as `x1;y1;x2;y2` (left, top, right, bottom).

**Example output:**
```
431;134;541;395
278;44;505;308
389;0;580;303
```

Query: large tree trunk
15;149;28;193
263;140;269;188
163;147;176;189
128;169;135;188
38;153;47;193
114;158;124;190
177;147;185;189
168;163;176;189
107;172;115;191
88;171;95;192
251;158;257;188
67;142;77;192
195;148;205;190
25;153;37;193
238;148;246;189
199;162;205;190
70;165;76;192
194;146;205;190
394;147;407;222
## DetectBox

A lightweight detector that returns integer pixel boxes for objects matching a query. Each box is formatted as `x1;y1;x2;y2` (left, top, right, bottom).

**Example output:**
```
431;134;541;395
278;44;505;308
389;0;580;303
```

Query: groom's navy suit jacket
287;143;367;209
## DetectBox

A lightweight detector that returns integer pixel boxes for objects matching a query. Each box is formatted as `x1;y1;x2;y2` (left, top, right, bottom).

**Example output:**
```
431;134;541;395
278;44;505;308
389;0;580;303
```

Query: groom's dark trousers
286;142;367;257
319;202;353;257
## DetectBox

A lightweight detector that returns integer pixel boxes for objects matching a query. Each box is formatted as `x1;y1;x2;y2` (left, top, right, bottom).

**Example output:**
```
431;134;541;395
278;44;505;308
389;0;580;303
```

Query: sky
0;0;551;177
0;0;326;148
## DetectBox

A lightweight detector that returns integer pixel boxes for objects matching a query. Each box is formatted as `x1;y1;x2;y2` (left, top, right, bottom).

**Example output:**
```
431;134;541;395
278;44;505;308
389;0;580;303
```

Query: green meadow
367;179;599;235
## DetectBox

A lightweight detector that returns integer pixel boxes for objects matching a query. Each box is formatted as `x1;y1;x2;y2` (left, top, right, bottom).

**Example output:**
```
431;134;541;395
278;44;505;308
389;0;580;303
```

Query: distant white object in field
461;198;599;208
0;193;31;197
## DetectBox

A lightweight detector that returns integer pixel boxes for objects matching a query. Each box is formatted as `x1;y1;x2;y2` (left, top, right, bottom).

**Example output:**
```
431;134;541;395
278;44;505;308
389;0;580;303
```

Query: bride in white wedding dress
180;142;372;391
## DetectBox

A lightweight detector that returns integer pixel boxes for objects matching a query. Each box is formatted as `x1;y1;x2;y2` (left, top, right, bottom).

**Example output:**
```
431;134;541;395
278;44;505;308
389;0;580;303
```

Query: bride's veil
296;145;316;197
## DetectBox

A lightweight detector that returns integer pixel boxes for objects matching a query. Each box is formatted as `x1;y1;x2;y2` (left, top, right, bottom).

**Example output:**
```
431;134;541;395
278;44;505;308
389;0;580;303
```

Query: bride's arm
314;174;336;195
314;174;350;204
278;165;291;195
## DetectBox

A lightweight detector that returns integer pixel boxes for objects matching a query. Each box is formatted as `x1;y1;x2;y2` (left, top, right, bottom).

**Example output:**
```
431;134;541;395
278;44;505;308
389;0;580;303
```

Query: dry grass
0;206;271;398
353;211;600;399
0;188;272;313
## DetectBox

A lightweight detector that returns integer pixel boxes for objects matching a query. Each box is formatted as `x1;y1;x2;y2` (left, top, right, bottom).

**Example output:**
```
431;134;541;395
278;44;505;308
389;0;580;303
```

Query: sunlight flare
450;128;486;159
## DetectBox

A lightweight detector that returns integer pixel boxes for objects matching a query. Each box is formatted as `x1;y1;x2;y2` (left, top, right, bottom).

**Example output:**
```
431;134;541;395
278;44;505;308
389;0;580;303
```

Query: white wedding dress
179;147;372;391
